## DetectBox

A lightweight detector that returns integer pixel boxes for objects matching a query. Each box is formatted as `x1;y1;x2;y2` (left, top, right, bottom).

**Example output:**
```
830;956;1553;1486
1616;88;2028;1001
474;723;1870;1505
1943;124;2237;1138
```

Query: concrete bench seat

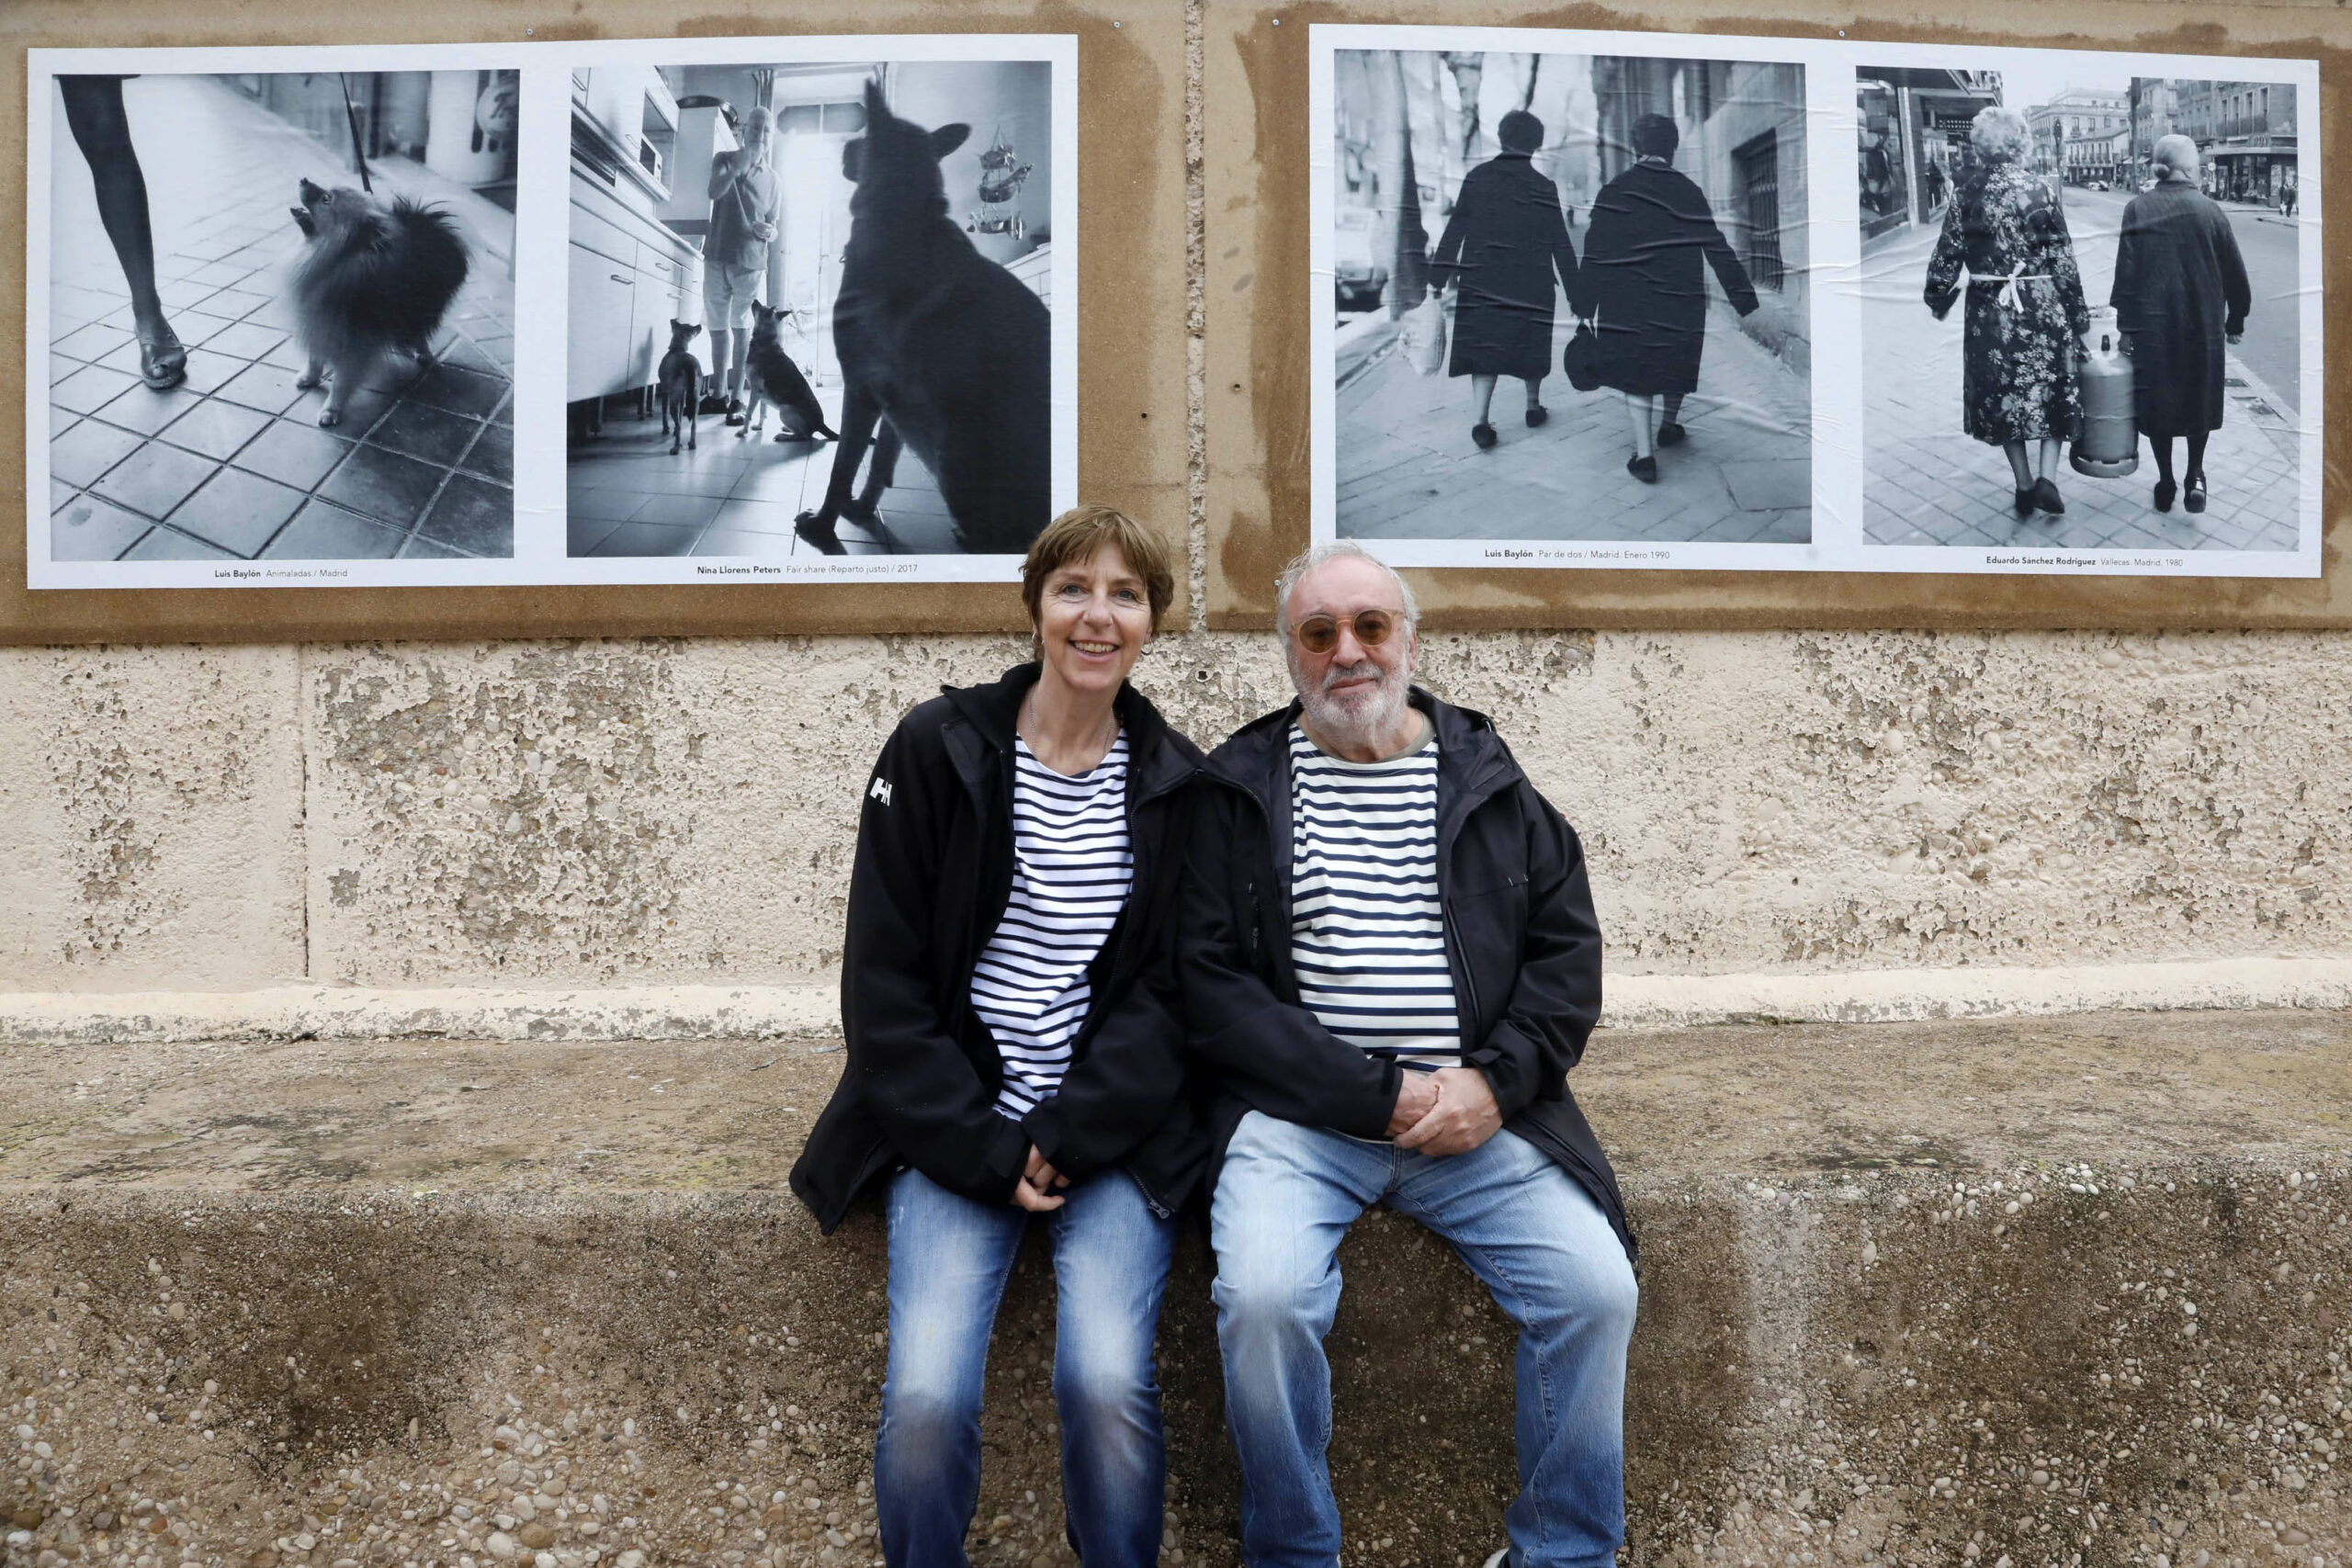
2;1010;2346;1568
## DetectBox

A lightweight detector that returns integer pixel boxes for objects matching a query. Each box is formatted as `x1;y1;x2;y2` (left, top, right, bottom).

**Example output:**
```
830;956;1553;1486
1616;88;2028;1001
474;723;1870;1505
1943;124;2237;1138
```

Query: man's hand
1385;1068;1442;1137
1013;1145;1067;1212
1396;1066;1504;1157
2227;332;2244;345
2115;331;2133;356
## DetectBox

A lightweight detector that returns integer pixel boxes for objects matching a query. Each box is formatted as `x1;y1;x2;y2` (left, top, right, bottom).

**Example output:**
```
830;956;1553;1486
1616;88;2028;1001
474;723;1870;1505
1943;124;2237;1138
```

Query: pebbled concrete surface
3;1010;2347;1567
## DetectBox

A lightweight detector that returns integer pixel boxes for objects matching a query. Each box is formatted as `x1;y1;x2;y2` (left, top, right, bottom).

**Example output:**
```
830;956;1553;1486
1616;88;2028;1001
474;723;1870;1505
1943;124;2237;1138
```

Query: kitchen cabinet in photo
568;66;705;431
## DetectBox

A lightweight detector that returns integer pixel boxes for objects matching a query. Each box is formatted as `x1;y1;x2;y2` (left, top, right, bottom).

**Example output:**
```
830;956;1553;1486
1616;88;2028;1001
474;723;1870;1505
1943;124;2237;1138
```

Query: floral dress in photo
1923;156;2092;445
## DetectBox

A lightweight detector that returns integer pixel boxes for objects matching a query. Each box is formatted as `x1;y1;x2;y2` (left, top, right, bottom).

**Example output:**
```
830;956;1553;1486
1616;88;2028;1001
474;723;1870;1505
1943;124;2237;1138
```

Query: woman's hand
1013;1145;1067;1212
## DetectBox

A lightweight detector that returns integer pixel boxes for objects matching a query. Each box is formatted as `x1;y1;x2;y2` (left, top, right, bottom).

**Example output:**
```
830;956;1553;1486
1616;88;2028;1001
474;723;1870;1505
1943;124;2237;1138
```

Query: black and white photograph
563;50;1068;567
1312;27;1815;566
38;65;518;574
1858;53;2320;567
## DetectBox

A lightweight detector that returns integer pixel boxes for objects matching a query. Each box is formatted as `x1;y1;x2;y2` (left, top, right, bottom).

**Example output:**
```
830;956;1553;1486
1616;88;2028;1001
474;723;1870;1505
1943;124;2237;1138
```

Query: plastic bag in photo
1403;290;1449;377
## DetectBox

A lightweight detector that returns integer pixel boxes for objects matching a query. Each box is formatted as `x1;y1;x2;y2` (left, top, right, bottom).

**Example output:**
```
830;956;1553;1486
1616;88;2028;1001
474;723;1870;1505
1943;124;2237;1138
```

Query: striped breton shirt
1287;721;1462;1067
971;732;1134;1119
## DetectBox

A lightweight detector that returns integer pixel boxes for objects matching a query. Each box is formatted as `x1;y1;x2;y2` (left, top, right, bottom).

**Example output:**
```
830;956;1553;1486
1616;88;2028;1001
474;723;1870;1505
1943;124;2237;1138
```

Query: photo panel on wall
1304;25;2319;581
25;33;1078;592
1310;25;1823;572
1852;49;2318;576
560;39;1076;577
35;56;522;581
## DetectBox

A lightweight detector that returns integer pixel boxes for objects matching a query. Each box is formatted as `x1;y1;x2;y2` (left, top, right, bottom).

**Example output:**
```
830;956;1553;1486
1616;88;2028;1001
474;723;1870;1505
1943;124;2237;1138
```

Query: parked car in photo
2087;178;2109;191
1333;205;1389;310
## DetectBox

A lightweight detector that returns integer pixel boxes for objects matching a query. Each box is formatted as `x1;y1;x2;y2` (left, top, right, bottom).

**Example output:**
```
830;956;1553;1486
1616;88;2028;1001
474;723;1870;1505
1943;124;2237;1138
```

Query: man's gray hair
2153;132;2199;179
1273;541;1420;632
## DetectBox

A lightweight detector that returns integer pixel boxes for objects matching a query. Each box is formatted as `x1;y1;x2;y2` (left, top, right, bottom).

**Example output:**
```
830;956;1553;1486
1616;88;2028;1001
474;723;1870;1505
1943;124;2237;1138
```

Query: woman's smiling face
1035;542;1152;698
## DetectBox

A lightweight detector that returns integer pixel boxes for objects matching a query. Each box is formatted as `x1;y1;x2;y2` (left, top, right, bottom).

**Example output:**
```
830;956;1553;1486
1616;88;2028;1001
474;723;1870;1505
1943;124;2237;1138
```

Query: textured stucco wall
1;626;2345;994
0;644;305;991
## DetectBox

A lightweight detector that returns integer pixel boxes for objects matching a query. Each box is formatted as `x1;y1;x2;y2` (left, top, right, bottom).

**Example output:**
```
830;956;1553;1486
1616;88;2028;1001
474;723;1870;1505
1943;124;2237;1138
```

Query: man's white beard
1295;656;1410;753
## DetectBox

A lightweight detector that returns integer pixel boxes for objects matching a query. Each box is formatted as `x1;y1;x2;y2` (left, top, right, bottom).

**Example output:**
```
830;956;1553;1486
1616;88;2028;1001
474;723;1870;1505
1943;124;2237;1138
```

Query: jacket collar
939;662;1199;798
1204;685;1517;808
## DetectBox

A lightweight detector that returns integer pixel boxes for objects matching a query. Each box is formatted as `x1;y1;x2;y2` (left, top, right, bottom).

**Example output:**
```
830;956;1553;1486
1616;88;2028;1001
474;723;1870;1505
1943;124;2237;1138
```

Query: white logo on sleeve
868;776;893;807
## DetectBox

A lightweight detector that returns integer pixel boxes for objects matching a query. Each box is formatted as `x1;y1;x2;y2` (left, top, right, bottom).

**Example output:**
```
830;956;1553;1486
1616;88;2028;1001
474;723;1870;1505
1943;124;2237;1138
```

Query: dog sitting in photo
658;320;703;455
794;81;1050;556
737;302;837;444
288;176;469;428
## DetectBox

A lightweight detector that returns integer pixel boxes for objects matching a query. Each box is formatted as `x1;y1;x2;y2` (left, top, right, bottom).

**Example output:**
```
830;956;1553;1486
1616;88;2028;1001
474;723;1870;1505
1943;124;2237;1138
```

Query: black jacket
1179;690;1635;1264
790;664;1208;1233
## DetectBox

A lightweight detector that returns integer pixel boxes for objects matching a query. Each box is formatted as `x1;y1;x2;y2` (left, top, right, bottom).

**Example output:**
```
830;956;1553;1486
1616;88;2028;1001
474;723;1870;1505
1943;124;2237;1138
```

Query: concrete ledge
6;956;2352;1047
3;1010;2348;1567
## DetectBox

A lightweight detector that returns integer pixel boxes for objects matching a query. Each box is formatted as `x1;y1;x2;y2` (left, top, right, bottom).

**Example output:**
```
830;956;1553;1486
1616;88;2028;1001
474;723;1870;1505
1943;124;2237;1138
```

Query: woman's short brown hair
1020;505;1177;632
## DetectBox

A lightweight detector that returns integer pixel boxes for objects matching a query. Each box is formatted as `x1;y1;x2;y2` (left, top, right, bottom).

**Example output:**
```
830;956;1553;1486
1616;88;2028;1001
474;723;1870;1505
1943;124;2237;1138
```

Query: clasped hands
1014;1145;1069;1212
1012;1065;1503;1206
1385;1065;1503;1156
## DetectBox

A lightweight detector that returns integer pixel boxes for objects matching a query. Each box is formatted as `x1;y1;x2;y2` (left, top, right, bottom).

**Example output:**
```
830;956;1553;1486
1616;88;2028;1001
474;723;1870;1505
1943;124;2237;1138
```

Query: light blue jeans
1211;1111;1638;1568
875;1165;1176;1568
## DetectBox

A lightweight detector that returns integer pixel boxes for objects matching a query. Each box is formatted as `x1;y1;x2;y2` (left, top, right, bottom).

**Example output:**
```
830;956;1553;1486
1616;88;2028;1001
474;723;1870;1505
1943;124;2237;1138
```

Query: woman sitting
792;505;1204;1568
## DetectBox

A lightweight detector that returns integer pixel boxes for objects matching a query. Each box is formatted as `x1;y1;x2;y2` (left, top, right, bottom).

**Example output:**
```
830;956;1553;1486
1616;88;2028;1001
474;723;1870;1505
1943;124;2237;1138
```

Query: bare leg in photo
1522;375;1548;427
722;327;750;422
1470;373;1498;448
2002;436;2068;518
1623;392;1658;483
58;75;183;390
2000;442;2036;516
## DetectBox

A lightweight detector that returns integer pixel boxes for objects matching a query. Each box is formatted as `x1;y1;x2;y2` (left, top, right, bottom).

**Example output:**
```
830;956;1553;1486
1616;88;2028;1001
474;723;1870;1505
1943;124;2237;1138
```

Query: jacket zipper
1441;896;1482;1043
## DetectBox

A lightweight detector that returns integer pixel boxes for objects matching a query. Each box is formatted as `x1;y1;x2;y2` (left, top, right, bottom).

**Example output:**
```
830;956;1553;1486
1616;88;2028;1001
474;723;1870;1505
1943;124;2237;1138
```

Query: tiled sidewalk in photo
46;75;515;565
1861;203;2301;554
1337;299;1813;546
567;386;958;559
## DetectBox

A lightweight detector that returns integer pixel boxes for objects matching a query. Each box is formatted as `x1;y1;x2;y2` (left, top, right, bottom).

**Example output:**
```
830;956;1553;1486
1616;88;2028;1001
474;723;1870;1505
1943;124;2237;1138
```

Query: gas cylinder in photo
2070;309;2139;479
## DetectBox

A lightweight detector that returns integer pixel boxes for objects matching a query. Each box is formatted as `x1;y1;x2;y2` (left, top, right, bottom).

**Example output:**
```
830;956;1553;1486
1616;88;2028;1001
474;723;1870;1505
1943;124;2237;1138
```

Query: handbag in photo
1403;291;1449;378
1563;320;1601;392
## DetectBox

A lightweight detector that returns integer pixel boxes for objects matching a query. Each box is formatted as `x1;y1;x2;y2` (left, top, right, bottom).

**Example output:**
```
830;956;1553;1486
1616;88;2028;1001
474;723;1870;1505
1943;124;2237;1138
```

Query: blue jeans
875;1165;1177;1568
1211;1111;1638;1568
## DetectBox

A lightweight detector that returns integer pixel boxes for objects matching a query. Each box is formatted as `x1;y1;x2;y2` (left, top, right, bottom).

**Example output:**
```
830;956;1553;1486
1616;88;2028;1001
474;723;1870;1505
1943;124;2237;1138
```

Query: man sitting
1181;541;1639;1568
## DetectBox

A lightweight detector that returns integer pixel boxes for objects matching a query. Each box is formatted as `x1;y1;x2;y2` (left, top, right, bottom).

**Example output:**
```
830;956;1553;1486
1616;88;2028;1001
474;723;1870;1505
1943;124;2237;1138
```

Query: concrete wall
2;625;2346;998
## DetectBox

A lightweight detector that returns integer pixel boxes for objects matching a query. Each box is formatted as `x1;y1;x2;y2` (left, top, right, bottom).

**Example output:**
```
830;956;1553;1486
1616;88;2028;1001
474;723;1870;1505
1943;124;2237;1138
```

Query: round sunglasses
1291;608;1403;655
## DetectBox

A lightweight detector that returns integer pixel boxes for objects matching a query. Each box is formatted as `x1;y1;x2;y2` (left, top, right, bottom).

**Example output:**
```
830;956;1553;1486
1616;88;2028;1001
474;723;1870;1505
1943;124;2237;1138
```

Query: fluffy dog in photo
737;301;837;444
658;320;703;455
794;81;1049;556
288;176;469;428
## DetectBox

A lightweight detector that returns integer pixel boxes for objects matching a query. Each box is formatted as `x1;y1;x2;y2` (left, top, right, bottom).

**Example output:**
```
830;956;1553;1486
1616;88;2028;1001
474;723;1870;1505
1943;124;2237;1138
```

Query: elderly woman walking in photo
791;506;1203;1568
2111;133;2252;516
1923;104;2092;519
1580;112;1759;483
1428;108;1580;451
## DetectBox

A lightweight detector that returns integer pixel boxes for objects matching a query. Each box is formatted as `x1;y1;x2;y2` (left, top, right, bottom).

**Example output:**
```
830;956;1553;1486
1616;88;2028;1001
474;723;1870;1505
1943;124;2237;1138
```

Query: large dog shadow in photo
791;80;1051;559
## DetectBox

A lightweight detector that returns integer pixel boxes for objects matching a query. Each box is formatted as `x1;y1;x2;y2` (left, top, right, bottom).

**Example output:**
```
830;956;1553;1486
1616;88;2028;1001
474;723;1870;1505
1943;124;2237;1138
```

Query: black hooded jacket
1179;689;1635;1264
790;664;1209;1232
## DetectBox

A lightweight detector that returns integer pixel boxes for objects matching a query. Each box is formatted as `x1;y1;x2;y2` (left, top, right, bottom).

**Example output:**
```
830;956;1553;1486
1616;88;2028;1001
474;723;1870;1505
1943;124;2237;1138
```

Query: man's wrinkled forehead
1284;556;1406;624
